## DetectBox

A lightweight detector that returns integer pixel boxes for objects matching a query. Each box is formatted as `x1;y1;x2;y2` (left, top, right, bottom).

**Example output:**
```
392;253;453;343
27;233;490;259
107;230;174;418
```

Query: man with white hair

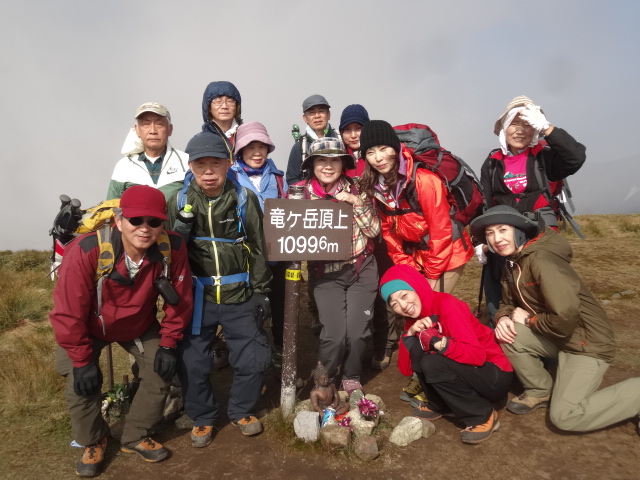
107;102;188;200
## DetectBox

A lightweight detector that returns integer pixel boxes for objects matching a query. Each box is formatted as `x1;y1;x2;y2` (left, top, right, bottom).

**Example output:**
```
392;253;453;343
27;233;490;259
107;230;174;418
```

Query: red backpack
393;124;485;226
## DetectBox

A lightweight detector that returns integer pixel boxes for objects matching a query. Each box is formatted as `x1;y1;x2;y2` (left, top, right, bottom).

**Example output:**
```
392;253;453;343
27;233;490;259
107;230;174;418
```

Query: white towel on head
499;106;540;155
121;128;145;156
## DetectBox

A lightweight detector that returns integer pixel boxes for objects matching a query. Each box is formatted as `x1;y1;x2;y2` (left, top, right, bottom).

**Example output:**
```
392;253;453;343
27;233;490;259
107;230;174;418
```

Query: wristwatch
524;315;531;327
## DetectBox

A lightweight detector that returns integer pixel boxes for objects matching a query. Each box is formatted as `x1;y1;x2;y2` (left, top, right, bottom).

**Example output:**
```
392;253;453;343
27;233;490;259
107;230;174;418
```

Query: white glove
520;104;550;133
474;244;487;265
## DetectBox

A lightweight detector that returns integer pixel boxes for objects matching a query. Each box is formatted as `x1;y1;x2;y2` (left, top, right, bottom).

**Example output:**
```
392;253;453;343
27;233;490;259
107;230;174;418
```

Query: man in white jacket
107;102;188;201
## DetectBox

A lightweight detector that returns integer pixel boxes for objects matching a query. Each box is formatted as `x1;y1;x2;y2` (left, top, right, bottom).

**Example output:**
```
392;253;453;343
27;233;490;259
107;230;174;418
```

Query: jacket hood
379;264;435;317
514;227;573;264
201;81;242;124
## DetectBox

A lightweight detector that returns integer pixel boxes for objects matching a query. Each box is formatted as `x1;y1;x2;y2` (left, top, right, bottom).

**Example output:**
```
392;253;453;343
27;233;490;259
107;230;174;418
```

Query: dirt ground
39;235;640;480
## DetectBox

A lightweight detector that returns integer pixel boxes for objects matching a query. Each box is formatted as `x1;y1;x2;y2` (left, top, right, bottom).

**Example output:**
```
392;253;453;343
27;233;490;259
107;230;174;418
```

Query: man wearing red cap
50;185;193;478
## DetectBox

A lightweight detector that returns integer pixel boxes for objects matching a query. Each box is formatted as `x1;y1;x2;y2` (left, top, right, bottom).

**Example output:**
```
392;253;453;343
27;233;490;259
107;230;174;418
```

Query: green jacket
167;178;271;305
496;228;615;362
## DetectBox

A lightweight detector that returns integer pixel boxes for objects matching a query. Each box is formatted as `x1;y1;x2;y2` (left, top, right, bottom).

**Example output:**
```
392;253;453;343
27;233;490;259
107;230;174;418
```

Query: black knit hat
359;120;401;157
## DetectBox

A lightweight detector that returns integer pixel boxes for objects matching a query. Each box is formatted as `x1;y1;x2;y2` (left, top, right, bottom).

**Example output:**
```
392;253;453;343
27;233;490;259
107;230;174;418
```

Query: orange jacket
373;147;473;280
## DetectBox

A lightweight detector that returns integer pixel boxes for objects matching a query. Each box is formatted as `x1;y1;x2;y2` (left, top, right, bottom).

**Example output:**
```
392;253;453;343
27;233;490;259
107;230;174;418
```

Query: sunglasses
125;217;164;228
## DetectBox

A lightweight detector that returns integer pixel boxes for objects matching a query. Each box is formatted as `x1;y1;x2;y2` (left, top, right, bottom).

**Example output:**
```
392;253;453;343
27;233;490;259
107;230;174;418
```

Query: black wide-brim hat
470;205;540;242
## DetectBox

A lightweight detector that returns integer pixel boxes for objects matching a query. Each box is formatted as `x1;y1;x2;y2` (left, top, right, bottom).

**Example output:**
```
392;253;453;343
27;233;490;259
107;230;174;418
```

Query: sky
1;0;639;251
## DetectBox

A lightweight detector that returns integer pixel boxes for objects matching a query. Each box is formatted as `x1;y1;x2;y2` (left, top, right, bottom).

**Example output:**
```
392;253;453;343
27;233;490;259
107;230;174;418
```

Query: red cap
120;185;167;220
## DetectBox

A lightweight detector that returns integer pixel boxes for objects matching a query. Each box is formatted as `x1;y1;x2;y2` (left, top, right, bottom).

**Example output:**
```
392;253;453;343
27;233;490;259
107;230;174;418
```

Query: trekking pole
474;263;486;319
280;184;304;416
106;344;115;390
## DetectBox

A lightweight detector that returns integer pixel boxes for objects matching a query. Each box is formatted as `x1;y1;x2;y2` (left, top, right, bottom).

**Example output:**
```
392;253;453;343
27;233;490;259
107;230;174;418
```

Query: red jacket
373;146;473;280
50;228;193;367
380;264;512;376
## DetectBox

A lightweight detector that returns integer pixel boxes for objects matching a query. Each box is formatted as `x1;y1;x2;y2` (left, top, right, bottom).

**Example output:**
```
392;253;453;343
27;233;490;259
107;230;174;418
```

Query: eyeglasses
211;97;237;107
125;217;164;228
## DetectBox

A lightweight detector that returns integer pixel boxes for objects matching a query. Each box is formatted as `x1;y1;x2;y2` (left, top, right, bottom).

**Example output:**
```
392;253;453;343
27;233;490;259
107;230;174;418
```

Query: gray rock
349;389;365;410
365;393;385;412
389;416;423;446
293;411;320;442
419;418;437;438
621;289;636;296
612;293;622;299
353;435;379;461
350;413;375;438
602;299;611;304
320;424;351;450
174;413;194;430
294;399;312;413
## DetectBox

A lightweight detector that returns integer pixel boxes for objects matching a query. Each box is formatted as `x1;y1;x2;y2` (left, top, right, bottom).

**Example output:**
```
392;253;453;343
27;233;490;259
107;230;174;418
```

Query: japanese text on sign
263;199;353;261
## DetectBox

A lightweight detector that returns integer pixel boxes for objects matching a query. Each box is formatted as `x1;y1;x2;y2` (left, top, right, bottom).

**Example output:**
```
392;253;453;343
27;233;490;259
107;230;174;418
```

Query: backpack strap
275;174;285;198
177;170;195;211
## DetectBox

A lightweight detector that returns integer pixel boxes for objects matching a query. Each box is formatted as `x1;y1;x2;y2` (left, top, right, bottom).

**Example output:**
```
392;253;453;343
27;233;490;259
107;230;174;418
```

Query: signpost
264;197;353;415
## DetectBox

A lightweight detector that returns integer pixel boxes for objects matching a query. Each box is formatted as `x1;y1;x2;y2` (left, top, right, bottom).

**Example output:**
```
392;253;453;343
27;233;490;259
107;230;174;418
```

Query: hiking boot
75;436;107;477
506;393;550;415
191;425;214;448
413;402;450;421
409;392;428;408
232;416;263;436
371;348;393;370
461;410;500;444
212;344;229;369
399;376;422;402
120;438;169;463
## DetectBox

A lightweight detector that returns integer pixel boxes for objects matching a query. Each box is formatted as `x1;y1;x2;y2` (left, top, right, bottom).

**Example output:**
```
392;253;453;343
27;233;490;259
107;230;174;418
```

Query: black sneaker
75;436;107;478
120;437;169;463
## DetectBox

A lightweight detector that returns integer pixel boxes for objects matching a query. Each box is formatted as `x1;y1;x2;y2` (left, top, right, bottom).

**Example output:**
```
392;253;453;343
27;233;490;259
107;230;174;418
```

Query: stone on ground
389;416;423;446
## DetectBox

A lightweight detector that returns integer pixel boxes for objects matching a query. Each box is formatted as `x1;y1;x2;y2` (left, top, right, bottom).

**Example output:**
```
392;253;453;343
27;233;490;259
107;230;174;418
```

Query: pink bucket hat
234;121;276;155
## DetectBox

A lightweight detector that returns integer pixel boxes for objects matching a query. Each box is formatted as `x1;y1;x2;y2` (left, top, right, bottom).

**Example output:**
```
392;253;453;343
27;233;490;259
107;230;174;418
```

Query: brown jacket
496;228;615;362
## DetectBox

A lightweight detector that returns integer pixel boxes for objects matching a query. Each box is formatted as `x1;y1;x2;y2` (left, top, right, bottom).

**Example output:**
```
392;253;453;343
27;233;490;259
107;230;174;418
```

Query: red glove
419;328;442;351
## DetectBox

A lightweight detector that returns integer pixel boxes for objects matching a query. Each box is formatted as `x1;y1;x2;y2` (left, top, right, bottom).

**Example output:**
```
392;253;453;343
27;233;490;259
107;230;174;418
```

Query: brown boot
461;410;500;444
507;393;550;415
120;437;169;462
75;436;107;478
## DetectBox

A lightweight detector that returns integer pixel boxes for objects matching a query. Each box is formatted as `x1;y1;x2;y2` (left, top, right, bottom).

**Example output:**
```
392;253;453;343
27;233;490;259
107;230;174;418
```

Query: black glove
255;294;271;324
154;347;177;382
73;362;103;397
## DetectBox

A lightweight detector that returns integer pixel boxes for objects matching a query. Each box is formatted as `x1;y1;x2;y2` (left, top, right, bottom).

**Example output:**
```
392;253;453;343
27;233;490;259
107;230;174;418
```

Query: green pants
55;320;170;447
503;322;640;432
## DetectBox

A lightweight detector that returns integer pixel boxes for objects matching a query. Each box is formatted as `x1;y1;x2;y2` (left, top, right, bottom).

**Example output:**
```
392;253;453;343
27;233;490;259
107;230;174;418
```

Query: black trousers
407;337;512;426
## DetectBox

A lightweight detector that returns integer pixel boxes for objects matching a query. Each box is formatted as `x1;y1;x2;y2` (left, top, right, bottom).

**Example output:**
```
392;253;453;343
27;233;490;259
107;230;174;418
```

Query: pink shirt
502;151;529;196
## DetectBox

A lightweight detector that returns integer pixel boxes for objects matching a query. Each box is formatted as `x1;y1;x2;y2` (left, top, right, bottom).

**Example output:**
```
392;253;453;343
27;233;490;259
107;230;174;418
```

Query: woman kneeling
380;264;513;444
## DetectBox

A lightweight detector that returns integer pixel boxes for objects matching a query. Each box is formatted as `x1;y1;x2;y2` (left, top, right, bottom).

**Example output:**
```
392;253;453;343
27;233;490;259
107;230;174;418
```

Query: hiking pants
503;322;640;431
177;294;271;426
313;255;377;380
55;320;170;448
407;337;512;426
